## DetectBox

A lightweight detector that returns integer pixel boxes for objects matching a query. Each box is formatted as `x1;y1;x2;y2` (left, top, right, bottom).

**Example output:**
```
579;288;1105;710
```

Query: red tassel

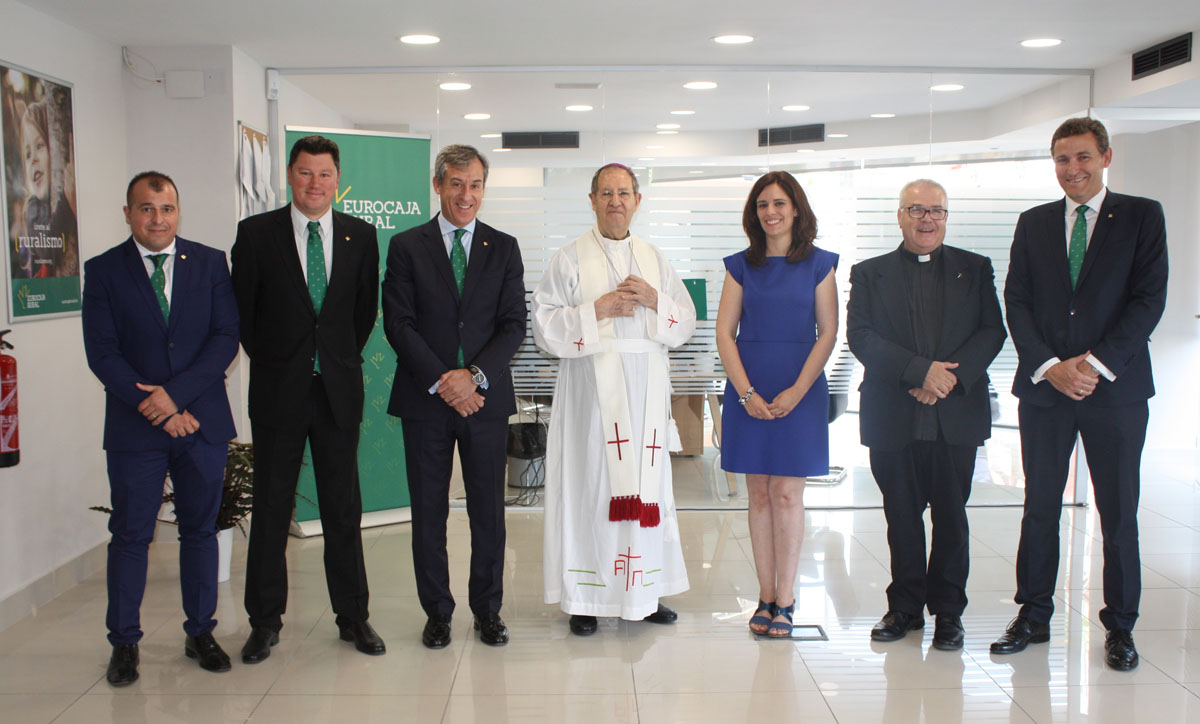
608;495;644;522
640;502;660;528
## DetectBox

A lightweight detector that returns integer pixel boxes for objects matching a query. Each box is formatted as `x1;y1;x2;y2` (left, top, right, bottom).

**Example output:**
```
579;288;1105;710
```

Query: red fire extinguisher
0;329;17;467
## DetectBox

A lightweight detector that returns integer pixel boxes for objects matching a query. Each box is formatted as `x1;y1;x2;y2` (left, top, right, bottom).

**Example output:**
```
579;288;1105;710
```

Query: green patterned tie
451;228;467;366
307;220;328;372
148;253;169;322
1068;205;1088;289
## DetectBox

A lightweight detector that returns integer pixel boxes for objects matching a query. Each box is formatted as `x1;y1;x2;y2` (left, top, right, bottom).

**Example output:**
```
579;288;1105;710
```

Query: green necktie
451;228;467;366
307;220;328;372
148;253;169;322
1068;204;1088;289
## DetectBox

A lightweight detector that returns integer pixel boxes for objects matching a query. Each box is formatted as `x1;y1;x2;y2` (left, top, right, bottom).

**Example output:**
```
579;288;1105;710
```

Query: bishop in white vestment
532;164;696;632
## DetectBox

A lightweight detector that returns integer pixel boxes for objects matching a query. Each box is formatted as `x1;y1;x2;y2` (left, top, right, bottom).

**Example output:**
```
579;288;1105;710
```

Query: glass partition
286;67;1090;509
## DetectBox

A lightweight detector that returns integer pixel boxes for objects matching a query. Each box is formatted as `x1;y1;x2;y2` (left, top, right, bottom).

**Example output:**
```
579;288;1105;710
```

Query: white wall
1108;122;1200;449
0;0;128;626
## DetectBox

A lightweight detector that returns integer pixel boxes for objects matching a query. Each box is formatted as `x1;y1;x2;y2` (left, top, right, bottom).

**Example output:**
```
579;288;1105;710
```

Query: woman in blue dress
716;172;838;637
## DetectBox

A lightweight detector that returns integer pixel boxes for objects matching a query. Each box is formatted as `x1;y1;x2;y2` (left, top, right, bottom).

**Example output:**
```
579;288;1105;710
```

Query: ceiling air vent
1132;32;1192;80
758;123;825;147
501;131;580;149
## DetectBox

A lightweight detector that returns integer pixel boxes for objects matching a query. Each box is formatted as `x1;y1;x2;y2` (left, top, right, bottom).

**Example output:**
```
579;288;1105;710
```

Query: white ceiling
19;0;1200;166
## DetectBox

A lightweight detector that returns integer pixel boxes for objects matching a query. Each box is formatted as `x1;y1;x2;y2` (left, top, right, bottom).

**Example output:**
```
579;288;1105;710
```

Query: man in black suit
382;144;525;649
992;118;1168;671
848;179;1006;651
231;135;385;662
83;172;240;685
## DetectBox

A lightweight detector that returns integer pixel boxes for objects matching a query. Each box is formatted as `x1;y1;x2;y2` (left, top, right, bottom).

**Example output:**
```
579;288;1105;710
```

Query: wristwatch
468;365;486;387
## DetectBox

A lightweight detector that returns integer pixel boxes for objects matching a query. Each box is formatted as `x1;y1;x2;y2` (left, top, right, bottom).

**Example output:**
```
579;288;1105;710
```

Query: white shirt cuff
1086;354;1116;382
1031;357;1060;385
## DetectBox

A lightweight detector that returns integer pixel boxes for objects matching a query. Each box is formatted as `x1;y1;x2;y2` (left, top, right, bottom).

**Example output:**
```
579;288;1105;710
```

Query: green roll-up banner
285;127;429;524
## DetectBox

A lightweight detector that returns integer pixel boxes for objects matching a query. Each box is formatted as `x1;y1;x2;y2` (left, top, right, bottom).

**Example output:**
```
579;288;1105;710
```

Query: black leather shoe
422;614;452;649
990;616;1050;654
339;620;386;655
643;603;678;624
1105;629;1139;671
931;614;965;651
185;632;232;672
569;615;598;636
870;611;924;642
241;627;279;664
106;643;139;687
473;612;509;646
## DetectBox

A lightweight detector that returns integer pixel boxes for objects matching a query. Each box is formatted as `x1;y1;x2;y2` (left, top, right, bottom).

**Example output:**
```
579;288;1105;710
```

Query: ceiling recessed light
670;109;695;115
638;157;656;161
656;123;681;130
796;148;815;153
399;34;440;45
463;113;491;120
690;170;705;174
1021;38;1062;48
656;130;679;135
646;145;665;149
712;34;754;44
480;133;501;138
781;104;811;112
931;83;964;92
565;104;594;112
870;113;896;118
684;81;718;90
492;148;511;153
827;133;848;138
439;82;471;91
758;167;769;171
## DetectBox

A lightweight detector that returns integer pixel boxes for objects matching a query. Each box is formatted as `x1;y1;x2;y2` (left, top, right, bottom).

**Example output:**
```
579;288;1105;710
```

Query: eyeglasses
902;205;948;220
597;190;635;200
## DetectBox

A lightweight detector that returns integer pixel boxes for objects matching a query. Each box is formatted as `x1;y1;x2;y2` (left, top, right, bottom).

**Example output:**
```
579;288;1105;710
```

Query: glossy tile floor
5;450;1200;723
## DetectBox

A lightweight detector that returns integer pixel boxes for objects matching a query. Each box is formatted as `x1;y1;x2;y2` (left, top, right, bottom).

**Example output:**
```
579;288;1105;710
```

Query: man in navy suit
232;135;384;662
83;171;240;686
992;117;1168;671
382;145;525;649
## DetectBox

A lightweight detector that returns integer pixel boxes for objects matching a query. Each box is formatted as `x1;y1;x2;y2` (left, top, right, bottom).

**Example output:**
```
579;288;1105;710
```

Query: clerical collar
899;244;941;264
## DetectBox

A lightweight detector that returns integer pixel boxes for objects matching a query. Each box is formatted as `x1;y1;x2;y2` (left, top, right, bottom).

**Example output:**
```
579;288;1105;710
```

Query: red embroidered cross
614;547;644;591
574;337;584;350
645;428;661;466
607;423;629;461
667;315;679;328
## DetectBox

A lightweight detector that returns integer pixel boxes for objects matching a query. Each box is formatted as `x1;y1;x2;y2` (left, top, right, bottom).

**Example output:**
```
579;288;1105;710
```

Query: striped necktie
1068;205;1088;289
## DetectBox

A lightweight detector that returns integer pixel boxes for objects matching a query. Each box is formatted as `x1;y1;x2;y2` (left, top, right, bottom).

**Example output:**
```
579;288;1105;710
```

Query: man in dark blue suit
382;145;526;649
83;171;240;686
992;118;1169;670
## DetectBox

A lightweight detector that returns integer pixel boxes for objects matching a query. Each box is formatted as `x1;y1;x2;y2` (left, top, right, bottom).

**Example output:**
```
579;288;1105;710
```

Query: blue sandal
749;600;776;634
767;601;795;638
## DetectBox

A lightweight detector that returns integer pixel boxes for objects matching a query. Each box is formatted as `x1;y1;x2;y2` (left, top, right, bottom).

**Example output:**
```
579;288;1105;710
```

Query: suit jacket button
1069;310;1076;316
168;342;175;349
458;321;464;328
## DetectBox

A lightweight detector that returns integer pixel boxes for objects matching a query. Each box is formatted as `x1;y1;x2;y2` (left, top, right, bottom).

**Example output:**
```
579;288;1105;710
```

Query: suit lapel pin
345;235;351;241
482;241;488;246
956;272;963;279
180;254;187;260
1108;213;1114;218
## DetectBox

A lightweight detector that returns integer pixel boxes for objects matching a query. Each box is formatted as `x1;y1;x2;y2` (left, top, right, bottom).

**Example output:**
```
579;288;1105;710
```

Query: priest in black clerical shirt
846;179;1006;651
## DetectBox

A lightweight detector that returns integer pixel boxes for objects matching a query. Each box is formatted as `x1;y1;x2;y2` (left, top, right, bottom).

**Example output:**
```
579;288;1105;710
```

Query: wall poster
0;61;81;321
